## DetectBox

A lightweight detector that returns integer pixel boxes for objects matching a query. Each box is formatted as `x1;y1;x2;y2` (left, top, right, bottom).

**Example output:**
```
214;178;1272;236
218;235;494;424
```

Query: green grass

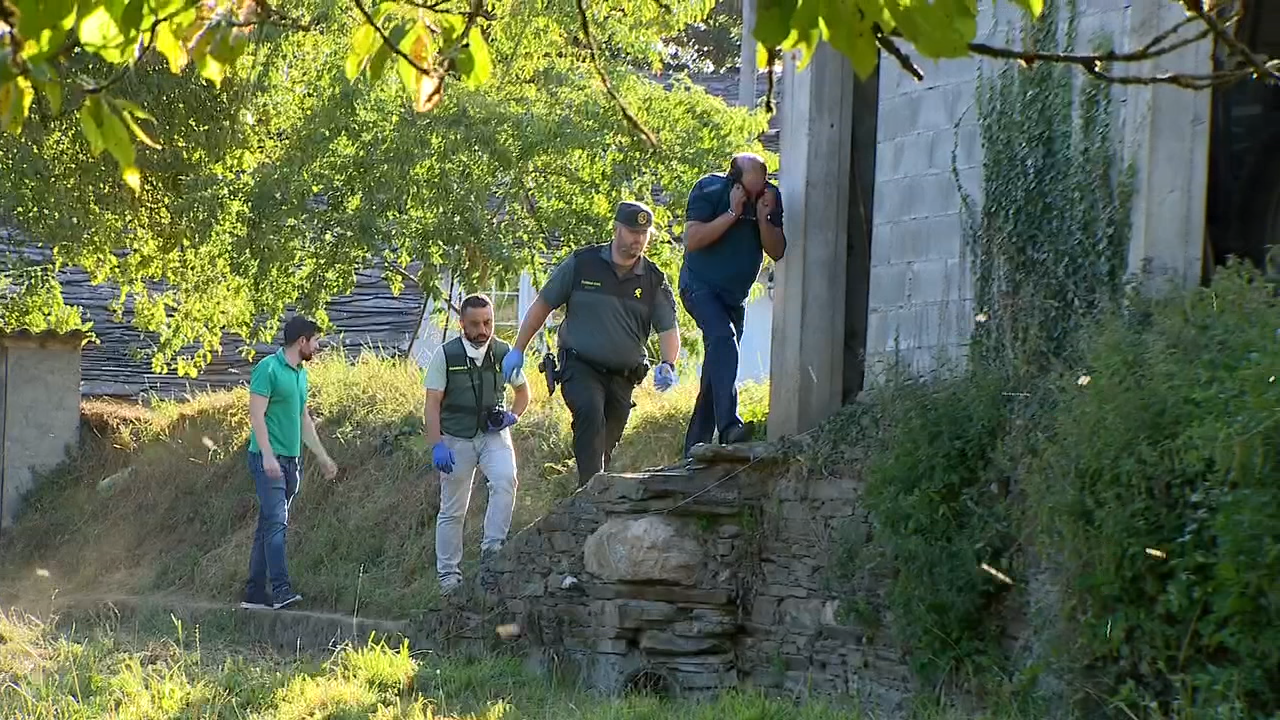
0;352;769;619
0;610;859;720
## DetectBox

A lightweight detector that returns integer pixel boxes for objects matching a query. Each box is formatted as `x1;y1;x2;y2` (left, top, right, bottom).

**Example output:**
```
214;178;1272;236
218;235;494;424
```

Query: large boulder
583;516;703;586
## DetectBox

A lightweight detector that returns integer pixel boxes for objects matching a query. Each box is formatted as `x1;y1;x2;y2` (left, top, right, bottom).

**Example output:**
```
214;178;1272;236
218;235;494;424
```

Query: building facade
768;0;1280;437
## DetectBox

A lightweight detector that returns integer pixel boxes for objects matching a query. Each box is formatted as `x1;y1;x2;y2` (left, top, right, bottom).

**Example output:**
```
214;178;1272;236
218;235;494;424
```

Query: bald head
729;153;769;196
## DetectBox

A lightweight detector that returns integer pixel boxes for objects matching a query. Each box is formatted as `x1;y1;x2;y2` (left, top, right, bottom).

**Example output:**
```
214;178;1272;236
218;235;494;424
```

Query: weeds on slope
0;353;768;619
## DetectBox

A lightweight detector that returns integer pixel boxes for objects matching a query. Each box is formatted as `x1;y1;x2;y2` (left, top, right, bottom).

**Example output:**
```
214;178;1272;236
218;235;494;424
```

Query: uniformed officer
424;294;530;595
504;201;681;486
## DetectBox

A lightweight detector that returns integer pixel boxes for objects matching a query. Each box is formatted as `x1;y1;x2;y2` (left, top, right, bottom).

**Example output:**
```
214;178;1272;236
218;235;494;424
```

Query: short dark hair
283;315;320;345
459;294;493;314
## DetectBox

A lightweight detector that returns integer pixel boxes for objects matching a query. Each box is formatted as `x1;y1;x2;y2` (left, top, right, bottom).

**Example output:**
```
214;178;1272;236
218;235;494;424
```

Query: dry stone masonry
420;442;912;713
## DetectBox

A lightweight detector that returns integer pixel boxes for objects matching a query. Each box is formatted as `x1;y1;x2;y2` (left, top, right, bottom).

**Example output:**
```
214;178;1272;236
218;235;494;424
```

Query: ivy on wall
959;0;1134;375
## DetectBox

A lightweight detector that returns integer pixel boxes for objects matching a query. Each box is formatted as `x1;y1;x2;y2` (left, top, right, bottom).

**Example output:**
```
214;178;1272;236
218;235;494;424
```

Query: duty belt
561;348;649;386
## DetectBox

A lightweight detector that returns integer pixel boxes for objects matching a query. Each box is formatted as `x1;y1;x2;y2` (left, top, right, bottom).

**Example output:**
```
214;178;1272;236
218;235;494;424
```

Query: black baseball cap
614;201;654;231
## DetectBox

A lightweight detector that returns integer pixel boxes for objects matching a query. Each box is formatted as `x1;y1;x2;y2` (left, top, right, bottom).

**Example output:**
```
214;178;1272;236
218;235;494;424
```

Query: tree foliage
0;0;768;373
0;0;1055;194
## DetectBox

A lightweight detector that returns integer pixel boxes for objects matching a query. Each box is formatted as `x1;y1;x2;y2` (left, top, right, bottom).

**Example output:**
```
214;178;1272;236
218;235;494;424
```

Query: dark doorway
1205;0;1280;278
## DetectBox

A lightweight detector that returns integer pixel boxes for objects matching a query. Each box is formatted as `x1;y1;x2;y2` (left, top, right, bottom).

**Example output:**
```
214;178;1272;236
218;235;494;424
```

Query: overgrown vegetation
0;610;853;719
0;351;768;619
838;268;1280;717
823;1;1280;717
959;0;1133;375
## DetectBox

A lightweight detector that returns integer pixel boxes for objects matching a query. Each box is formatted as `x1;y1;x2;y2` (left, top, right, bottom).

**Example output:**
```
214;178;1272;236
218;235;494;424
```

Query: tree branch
875;26;923;81
385;262;422;288
574;0;658;147
1180;0;1280;84
873;8;1268;92
352;0;435;76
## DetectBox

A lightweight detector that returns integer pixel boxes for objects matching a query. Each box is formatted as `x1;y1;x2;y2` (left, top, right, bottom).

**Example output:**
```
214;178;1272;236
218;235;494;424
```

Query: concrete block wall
867;37;986;377
865;0;1212;377
0;339;83;529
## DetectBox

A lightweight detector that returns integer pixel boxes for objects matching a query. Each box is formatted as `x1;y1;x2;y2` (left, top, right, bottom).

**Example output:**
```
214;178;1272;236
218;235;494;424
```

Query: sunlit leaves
1;0;765;374
346;4;492;110
755;0;1030;79
77;93;152;191
0;75;33;134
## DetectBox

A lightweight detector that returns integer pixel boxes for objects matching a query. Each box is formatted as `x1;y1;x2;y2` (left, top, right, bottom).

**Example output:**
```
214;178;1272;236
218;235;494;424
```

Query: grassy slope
0;610;854;720
0;353;769;619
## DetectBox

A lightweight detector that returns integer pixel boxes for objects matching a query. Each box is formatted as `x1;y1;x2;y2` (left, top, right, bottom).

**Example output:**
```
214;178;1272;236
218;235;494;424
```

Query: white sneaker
439;575;462;595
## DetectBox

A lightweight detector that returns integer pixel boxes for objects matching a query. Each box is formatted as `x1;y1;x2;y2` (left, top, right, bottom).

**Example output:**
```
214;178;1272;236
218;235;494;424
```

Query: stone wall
420;444;911;713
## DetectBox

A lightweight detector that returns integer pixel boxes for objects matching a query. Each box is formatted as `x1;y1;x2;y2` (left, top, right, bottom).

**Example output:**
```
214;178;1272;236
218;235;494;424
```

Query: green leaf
209;26;249;67
345;23;380;81
368;24;408;85
155;21;190;74
821;1;880;79
99;101;141;191
0;77;35;135
13;0;75;60
456;28;492;88
119;0;146;38
12;0;76;38
438;15;466;50
754;0;799;48
78;96;107;156
781;0;821;69
28;61;62;115
191;24;229;88
78;6;131;64
112;98;161;149
1012;0;1045;17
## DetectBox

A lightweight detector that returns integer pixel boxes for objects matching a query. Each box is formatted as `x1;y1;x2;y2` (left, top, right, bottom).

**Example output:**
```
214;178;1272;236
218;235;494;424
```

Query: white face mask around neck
463;337;490;362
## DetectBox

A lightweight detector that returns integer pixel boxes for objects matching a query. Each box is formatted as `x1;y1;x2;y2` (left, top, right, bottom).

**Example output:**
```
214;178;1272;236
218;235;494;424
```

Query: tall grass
0;352;768;619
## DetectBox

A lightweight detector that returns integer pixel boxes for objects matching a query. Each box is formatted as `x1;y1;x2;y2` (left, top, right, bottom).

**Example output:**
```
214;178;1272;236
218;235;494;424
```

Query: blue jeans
244;451;300;601
680;272;747;455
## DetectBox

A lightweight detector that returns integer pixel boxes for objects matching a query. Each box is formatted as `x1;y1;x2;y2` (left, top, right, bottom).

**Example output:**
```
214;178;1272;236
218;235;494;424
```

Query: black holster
538;351;561;396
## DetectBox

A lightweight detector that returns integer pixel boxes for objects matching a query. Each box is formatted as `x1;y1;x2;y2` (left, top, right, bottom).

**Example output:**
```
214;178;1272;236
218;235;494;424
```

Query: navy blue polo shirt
681;173;784;305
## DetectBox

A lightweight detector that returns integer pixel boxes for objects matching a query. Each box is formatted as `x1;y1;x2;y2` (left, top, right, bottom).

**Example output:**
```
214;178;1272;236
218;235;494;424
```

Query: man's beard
464;333;490;348
299;347;315;361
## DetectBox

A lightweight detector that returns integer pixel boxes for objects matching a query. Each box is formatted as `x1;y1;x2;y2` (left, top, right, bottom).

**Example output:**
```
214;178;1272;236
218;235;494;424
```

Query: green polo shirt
248;349;309;458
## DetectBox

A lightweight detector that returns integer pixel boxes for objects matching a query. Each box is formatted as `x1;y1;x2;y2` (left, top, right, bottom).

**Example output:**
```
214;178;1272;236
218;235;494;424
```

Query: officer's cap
614;201;654;231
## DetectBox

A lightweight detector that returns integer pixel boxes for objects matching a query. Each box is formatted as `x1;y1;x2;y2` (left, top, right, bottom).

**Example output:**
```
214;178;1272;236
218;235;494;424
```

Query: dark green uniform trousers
559;354;637;486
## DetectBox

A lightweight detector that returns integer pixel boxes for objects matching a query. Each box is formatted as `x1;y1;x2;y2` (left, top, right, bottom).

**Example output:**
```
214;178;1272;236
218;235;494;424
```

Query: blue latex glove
653;362;677;392
432;441;455;474
486;411;519;433
501;350;524;383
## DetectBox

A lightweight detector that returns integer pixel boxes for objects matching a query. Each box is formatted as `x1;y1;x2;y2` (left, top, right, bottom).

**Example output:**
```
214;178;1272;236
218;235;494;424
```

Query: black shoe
272;591;303;610
720;421;756;445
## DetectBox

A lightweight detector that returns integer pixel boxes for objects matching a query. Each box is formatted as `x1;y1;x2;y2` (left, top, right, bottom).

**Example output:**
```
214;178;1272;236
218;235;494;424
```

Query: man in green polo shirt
504;201;681;486
241;315;338;611
424;294;531;595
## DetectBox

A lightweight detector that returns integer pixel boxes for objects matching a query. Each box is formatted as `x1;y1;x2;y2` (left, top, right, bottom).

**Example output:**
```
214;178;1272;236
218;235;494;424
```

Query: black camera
483;407;507;432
